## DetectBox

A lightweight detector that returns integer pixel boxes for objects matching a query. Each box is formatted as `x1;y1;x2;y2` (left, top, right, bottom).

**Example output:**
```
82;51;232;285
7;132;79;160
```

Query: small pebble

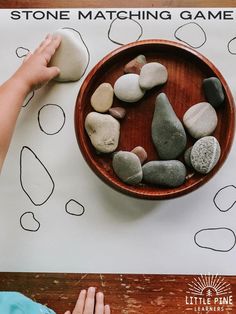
142;160;186;188
184;147;193;168
85;112;120;153
131;146;147;164
109;107;126;119
91;83;114;113
139;62;168;90
112;151;142;185
183;102;218;139
203;77;225;108
124;55;146;74
190;136;221;174
152;93;187;159
114;74;145;103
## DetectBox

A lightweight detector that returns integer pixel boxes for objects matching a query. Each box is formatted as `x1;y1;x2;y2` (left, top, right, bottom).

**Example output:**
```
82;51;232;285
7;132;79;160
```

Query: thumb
46;66;60;80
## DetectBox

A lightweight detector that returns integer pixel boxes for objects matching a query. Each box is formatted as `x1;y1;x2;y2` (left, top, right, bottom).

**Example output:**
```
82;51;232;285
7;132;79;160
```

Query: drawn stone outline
213;185;236;212
194;227;236;252
108;17;143;45
38;104;66;135
20;146;55;206
174;22;207;49
15;46;30;58
20;211;40;232
227;37;236;55
65;199;85;216
22;91;35;108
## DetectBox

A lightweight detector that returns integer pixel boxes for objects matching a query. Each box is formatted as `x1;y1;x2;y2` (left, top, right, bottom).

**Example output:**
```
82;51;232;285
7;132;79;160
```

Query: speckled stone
91;83;114;113
112;151;142;185
139;62;168;90
183;102;218;139
203;77;225;108
142;160;186;187
190;136;221;174
152;93;187;159
85;112;120;153
109;107;126;119
184;147;193;168
114;74;145;103
124;55;146;74
131;146;147;164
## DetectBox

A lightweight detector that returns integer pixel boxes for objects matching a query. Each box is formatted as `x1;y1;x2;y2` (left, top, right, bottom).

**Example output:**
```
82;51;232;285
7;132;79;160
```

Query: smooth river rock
152;93;187;159
183;102;218;139
112;151;143;185
203;77;225;108
114;74;145;103
91;83;114;113
190;136;221;174
124;55;146;74
109;107;126;119
85;112;120;153
139;62;168;90
184;146;193;168
131;146;147;164
143;160;186;188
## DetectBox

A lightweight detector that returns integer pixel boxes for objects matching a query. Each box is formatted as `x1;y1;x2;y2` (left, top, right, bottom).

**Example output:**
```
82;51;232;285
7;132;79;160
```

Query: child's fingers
83;287;96;314
95;292;104;314
104;305;111;314
72;289;87;314
46;66;60;80
36;34;53;53
41;35;61;64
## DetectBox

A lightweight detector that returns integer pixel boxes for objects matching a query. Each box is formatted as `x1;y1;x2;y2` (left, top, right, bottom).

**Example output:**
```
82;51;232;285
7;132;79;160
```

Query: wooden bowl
75;40;235;200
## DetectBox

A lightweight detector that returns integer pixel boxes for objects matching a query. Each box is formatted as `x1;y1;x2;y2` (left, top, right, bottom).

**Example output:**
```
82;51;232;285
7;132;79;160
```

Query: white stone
114;74;145;103
91;83;114;113
85;112;120;153
139;62;168;90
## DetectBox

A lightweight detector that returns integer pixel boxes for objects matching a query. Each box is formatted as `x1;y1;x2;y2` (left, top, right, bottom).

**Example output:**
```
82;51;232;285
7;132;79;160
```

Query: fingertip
105;304;111;314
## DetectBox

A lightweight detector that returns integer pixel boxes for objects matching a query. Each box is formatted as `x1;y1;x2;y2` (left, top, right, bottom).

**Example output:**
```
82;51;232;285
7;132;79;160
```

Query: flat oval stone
109;107;126;119
91;83;114;113
183;102;218;139
152;93;187;159
184;146;193;168
112;151;142;185
190;136;221;174
139;62;168;90
85;112;120;153
143;160;186;187
124;55;146;74
131;146;147;164
114;74;145;103
203;77;225;108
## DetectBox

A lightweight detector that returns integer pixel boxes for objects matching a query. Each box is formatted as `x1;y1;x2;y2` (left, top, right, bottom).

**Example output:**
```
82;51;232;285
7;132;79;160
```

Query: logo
185;274;233;312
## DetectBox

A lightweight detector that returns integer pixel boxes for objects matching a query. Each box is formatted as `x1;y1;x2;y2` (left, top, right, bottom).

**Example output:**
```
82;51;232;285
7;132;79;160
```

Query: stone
183;102;218;139
190;136;221;174
91;83;114;113
131;146;147;164
203;77;225;108
114;74;145;103
139;62;168;90
85;112;120;153
142;160;186;188
124;55;146;74
152;93;187;159
109;107;126;119
184;147;193;168
50;28;89;82
112;151;142;185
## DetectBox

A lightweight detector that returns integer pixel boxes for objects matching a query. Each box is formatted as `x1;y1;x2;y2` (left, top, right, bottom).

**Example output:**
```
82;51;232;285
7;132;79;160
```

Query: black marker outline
15;46;30;58
213;185;236;212
22;91;35;108
38;104;66;135
65;199;85;216
227;37;236;55
20;211;40;232
108;17;143;46
194;227;236;252
20;146;55;206
174;22;207;49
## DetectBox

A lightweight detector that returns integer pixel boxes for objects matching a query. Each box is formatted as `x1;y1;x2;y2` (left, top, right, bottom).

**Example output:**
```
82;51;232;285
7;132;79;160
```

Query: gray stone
190;136;221;174
91;83;114;113
152;93;187;159
184;147;193;168
142;160;186;188
112;151;142;185
203;77;225;108
139;62;168;90
183;102;218;139
124;55;146;74
114;74;145;103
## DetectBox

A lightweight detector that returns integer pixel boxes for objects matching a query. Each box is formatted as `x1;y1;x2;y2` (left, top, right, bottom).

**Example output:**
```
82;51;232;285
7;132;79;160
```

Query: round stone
184;147;193;168
114;74;145;103
203;77;225;108
131;146;147;164
139;62;168;90
124;55;146;74
91;83;114;113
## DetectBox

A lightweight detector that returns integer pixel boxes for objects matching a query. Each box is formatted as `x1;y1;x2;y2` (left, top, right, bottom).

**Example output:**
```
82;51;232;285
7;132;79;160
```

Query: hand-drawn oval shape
174;22;207;49
213;185;236;212
38;104;66;135
194;227;236;252
20;211;40;232
20;146;55;206
16;46;30;58
227;37;236;55
22;91;34;108
65;199;85;216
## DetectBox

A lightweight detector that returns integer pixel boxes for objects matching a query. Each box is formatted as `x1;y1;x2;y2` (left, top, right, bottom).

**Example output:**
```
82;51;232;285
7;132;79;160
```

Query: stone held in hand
109;107;126;119
139;62;168;90
131;146;147;164
85;112;120;153
124;55;147;74
142;160;187;188
112;151;143;185
190;136;221;174
203;77;225;108
183;102;218;139
152;93;187;159
114;74;145;103
91;83;114;113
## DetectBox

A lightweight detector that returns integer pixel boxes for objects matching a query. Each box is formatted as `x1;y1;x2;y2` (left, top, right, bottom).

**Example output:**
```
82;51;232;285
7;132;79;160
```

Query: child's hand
13;34;61;93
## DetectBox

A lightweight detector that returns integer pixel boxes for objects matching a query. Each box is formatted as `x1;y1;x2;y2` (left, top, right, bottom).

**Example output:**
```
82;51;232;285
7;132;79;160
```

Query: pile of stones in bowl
85;55;225;188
